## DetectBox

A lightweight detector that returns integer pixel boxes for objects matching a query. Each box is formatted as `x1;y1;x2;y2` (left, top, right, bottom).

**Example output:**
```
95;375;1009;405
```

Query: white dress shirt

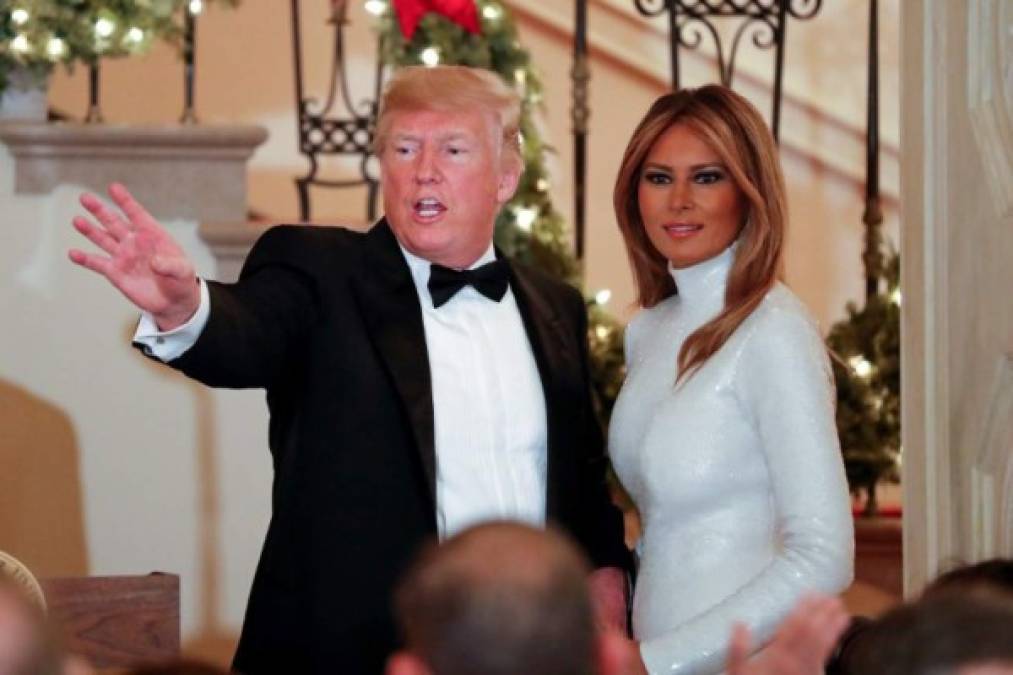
133;241;548;540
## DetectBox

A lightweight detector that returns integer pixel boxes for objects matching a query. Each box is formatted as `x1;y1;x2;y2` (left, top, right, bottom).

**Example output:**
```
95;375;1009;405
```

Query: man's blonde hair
374;66;522;168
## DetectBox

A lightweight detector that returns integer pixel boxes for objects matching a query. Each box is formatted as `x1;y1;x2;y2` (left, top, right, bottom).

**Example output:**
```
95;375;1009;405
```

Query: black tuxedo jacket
165;220;629;674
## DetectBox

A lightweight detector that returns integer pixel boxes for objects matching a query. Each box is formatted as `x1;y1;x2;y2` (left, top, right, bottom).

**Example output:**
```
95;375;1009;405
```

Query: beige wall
2;0;897;665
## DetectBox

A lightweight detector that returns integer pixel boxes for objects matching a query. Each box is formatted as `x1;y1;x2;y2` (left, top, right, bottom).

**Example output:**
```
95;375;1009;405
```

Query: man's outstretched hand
68;183;200;331
726;594;850;675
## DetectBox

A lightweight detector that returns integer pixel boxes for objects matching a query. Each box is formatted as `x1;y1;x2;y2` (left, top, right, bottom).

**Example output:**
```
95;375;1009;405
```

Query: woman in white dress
608;86;854;674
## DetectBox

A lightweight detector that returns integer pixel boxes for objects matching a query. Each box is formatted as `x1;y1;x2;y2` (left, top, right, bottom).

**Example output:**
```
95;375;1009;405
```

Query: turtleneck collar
668;241;737;314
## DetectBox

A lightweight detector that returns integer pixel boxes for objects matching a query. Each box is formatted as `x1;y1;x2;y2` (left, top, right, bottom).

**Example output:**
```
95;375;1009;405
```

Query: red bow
392;0;481;40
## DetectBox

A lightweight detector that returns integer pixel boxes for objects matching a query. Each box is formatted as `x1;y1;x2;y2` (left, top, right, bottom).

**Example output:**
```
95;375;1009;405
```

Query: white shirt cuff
132;279;210;362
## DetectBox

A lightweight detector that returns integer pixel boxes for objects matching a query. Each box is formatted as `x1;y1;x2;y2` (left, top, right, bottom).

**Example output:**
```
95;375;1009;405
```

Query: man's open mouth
414;198;447;219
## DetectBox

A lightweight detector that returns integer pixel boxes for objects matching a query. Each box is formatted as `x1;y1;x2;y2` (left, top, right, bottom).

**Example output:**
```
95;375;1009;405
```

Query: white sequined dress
608;244;854;675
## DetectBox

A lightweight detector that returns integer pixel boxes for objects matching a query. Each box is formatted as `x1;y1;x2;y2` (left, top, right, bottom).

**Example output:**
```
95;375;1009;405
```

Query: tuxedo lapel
506;261;578;518
351;220;436;505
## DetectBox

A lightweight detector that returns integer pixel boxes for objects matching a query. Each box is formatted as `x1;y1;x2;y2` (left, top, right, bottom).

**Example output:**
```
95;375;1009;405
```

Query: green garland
0;0;237;93
373;0;625;424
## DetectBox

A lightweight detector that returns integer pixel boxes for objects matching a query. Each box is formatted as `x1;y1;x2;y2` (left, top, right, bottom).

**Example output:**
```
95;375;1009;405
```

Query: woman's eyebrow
642;161;726;171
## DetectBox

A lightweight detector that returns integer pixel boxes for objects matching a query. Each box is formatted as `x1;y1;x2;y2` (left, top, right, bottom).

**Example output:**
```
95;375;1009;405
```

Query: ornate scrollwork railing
290;0;383;221
631;0;823;140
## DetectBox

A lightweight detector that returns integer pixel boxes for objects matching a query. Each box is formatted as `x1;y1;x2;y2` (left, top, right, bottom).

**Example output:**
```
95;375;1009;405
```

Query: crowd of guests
2;528;1012;675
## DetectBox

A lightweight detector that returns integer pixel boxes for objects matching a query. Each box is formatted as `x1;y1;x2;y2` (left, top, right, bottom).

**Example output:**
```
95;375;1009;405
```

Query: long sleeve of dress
638;305;854;675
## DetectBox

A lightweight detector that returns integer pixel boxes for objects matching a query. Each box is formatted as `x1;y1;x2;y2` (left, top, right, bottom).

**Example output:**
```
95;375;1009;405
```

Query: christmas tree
826;244;901;515
369;0;626;424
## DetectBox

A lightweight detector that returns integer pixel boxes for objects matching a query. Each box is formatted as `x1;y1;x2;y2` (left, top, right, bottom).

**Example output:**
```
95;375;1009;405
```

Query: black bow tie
428;259;510;308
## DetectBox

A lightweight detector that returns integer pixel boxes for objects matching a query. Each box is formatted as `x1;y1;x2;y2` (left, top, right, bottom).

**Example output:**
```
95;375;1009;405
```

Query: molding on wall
507;0;899;205
973;353;1013;557
966;0;1013;219
967;0;1013;559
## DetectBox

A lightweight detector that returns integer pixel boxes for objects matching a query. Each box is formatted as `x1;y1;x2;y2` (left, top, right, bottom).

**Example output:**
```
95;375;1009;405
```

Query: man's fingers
726;623;751;674
109;182;157;229
776;595;822;652
598;635;648;675
150;255;192;281
725;597;851;675
80;192;130;240
778;595;848;660
806;596;848;648
68;249;115;279
829;603;850;634
72;216;119;255
819;599;851;652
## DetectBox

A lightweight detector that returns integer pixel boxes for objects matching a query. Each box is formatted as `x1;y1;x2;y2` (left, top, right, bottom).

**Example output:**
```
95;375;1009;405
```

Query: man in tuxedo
69;65;629;674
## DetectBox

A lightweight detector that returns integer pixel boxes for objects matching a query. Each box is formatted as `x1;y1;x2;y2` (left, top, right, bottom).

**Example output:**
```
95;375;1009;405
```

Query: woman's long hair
613;85;787;382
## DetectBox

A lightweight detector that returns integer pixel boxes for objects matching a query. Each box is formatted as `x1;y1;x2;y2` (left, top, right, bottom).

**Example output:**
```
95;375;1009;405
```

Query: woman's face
637;123;746;269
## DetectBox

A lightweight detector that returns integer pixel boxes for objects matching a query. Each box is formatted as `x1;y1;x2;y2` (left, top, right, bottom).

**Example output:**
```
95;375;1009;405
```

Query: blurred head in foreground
0;575;63;675
849;590;1013;675
387;521;632;675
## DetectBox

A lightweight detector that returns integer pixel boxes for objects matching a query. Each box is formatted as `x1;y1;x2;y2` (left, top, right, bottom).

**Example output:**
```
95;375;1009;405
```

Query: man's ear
385;651;433;675
496;159;523;205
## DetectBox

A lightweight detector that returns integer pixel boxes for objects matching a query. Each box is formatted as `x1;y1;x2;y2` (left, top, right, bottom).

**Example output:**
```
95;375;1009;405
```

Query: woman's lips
662;222;703;238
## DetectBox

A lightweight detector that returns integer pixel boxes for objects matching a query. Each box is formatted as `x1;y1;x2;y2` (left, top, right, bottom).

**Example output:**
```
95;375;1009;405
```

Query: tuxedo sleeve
570;289;633;573
161;225;323;388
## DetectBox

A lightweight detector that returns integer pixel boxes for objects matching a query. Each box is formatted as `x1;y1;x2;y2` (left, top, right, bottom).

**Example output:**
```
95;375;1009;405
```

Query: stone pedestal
0;123;267;223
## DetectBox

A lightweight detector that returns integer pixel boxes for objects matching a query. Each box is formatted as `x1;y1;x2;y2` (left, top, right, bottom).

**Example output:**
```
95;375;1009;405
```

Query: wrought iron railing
630;0;823;141
290;0;383;222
